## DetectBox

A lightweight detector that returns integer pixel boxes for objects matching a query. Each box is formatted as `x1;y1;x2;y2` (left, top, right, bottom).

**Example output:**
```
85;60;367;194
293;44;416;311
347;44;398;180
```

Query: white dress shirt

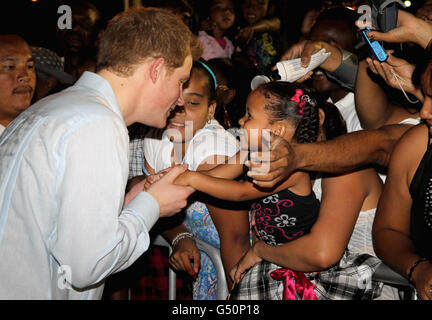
0;72;159;299
0;124;4;136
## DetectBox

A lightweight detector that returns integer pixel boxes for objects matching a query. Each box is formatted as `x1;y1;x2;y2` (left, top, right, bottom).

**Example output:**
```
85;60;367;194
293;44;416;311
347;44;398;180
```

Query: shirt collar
74;71;124;121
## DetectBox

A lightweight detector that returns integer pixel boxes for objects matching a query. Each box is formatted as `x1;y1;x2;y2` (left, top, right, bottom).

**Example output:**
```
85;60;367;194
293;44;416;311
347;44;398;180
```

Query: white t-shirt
144;119;239;172
329;92;362;133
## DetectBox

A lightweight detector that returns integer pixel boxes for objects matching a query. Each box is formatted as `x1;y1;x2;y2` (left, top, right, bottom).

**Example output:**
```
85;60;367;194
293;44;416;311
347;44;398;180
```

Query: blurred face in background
242;0;269;25
210;0;236;31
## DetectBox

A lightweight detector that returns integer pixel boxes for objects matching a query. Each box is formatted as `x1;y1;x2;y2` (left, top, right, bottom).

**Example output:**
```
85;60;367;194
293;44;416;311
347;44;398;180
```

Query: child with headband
142;59;250;300
174;81;322;299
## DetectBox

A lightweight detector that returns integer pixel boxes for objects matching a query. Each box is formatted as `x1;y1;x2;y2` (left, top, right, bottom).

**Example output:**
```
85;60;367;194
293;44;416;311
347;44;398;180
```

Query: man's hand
278;40;341;78
147;164;195;217
246;133;299;189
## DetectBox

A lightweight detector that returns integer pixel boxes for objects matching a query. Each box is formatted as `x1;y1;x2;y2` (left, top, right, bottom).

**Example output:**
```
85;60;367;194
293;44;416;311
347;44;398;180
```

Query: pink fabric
198;31;234;61
270;268;318;300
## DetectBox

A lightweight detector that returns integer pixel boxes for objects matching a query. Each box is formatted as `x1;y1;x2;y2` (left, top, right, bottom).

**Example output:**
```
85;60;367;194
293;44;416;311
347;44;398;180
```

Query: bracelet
408;257;429;286
171;232;194;248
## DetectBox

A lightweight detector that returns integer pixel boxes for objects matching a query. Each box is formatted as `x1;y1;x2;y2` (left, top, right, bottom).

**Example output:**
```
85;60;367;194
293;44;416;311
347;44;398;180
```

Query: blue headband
195;60;218;89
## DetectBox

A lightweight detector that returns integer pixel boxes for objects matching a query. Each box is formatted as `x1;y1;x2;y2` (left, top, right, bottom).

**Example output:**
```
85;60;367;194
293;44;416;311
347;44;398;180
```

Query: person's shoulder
395;123;429;154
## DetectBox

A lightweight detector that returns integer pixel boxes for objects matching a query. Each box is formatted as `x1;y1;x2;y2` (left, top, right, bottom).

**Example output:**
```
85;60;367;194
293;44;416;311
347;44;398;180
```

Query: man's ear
149;57;165;83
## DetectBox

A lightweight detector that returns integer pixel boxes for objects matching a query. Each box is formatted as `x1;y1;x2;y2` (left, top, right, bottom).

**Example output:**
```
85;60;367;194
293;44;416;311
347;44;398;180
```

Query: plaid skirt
230;251;384;300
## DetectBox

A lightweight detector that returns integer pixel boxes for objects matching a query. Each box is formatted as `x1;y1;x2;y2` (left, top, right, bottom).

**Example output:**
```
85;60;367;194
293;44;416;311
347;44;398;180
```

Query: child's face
239;90;294;150
166;69;215;143
242;0;269;25
210;0;235;32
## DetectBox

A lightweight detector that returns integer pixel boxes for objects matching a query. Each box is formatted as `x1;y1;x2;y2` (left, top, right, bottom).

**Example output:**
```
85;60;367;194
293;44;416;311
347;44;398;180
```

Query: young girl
198;0;236;61
174;81;322;298
175;82;390;300
143;59;250;300
233;0;280;75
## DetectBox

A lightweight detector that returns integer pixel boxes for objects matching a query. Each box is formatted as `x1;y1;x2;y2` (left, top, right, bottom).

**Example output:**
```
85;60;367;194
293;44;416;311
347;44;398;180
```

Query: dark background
1;0;422;55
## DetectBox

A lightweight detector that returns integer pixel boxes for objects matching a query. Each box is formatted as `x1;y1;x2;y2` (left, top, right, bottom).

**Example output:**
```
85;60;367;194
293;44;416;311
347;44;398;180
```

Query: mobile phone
361;29;388;62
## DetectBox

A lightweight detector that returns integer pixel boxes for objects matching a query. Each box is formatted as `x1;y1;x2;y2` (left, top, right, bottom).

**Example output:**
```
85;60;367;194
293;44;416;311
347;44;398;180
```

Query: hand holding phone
361;28;388;62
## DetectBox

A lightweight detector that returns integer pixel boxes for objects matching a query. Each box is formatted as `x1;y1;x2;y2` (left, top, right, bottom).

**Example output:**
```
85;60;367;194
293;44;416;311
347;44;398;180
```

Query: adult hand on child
147;164;195;217
169;237;201;279
246;132;299;189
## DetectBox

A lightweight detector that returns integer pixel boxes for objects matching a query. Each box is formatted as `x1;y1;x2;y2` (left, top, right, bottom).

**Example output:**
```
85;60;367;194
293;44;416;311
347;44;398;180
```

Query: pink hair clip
291;89;306;115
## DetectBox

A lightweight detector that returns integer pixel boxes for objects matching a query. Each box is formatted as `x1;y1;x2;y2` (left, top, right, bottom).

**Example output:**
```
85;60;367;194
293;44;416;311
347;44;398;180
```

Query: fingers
162;164;189;183
295;71;313;83
170;244;201;278
279;41;307;62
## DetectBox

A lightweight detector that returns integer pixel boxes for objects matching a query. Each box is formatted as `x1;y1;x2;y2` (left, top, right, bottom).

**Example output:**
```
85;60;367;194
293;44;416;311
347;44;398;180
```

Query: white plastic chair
152;234;229;300
372;262;415;300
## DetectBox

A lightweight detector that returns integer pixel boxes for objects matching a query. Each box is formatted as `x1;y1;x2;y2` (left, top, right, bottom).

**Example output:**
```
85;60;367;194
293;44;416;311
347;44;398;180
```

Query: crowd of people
1;0;432;301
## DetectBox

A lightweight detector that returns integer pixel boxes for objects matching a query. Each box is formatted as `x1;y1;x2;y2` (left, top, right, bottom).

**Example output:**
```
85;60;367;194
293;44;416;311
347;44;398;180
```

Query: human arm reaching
235;17;281;44
246;125;411;189
365;53;424;102
368;9;432;49
175;167;302;202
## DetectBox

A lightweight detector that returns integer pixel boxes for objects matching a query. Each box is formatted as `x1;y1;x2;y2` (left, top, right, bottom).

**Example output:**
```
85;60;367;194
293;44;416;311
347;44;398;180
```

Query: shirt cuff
125;191;160;231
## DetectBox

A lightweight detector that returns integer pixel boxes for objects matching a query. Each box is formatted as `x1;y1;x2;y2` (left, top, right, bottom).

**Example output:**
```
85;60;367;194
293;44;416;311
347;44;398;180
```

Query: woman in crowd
142;59;251;299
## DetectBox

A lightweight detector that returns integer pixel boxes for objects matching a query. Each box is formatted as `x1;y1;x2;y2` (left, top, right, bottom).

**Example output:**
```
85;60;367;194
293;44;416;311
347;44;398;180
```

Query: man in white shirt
0;35;36;136
0;8;198;299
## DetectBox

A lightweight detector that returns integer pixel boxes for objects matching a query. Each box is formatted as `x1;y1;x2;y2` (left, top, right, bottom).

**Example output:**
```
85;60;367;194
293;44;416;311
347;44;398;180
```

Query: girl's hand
412;261;432;300
144;168;171;190
169;237;201;278
235;26;254;44
230;242;263;285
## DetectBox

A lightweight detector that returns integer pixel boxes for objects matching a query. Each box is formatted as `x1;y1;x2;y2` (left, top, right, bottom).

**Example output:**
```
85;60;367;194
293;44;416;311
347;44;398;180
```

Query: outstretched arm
247;124;412;189
175;168;300;202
